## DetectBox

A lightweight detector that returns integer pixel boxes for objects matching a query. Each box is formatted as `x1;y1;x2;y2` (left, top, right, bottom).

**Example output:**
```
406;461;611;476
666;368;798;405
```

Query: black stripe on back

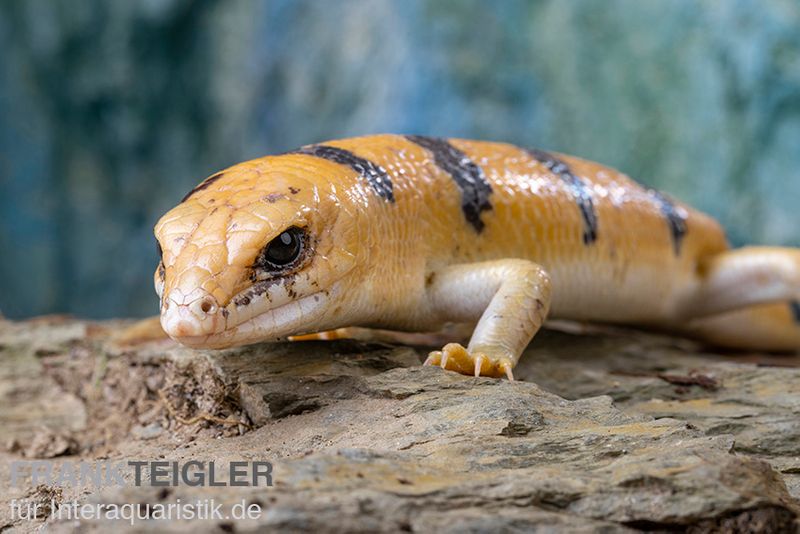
525;148;598;245
791;301;800;325
648;189;688;256
182;172;225;203
405;135;492;232
293;145;394;202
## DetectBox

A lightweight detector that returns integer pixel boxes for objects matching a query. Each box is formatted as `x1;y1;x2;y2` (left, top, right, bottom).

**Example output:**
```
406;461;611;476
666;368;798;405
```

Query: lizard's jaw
165;290;332;349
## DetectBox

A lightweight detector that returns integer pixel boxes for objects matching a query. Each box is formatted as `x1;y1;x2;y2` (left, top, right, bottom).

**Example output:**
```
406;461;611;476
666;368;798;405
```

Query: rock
23;428;78;459
131;423;163;441
0;317;798;532
211;340;420;424
0;318;88;446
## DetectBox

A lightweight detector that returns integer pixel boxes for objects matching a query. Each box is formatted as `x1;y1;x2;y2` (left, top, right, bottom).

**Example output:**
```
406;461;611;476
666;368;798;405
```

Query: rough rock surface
0;317;798;532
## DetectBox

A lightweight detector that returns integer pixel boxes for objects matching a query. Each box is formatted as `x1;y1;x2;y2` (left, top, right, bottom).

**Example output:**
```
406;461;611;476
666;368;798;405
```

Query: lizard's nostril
200;298;216;315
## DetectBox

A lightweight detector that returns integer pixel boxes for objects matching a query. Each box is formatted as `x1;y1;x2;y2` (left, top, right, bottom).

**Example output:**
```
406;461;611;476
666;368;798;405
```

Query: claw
501;361;514;381
474;354;485;377
423;351;440;366
440;352;449;370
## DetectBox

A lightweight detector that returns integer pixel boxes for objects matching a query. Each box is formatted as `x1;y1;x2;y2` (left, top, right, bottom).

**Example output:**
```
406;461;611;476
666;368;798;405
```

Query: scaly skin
154;134;800;378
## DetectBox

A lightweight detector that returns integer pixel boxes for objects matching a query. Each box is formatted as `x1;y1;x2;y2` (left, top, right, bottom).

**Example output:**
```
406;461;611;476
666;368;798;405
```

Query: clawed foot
424;343;514;380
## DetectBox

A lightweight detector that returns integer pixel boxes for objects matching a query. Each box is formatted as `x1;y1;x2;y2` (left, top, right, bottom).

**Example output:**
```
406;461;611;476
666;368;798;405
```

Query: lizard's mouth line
168;290;329;349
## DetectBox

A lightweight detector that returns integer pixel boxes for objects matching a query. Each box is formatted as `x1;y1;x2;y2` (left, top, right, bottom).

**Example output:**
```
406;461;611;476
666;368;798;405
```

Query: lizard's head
154;157;359;348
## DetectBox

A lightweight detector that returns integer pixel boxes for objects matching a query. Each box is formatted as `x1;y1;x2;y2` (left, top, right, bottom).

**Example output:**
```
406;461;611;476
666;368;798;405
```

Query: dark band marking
525;148;598;245
292;145;394;202
181;172;225;203
790;301;800;325
648;189;688;255
405;135;492;232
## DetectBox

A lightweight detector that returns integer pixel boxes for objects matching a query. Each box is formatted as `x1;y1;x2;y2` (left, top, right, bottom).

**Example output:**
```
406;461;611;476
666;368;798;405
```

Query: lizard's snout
160;288;224;339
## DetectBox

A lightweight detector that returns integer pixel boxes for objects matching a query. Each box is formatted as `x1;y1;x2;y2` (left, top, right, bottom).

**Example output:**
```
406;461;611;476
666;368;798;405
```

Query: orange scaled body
154;135;800;378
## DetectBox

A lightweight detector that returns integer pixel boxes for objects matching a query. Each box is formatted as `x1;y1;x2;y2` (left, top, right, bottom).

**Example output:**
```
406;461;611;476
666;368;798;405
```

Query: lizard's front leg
424;259;552;379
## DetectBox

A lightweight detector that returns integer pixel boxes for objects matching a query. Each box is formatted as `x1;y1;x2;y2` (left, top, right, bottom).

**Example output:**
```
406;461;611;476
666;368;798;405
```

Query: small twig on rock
657;372;719;391
611;369;720;391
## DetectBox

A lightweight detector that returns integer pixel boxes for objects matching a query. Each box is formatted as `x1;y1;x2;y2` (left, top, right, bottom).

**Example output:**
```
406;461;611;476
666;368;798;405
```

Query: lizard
153;134;800;379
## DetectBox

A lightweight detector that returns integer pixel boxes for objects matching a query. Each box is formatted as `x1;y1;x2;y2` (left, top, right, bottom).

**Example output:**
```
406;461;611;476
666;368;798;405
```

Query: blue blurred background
1;0;799;319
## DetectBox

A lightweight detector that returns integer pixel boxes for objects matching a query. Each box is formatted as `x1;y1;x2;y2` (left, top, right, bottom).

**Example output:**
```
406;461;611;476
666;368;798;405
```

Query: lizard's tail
684;301;800;352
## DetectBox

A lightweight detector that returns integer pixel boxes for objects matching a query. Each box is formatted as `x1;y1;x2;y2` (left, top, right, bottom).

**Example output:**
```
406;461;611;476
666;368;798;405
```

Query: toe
424;351;442;366
473;354;485;377
427;344;515;380
499;360;514;381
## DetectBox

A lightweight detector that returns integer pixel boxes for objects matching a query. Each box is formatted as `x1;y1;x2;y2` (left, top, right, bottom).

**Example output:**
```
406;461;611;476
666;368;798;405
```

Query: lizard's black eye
257;227;305;270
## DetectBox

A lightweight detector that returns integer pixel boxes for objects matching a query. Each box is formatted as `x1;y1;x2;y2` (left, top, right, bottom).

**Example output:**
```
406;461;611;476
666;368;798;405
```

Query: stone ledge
0;317;798;532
